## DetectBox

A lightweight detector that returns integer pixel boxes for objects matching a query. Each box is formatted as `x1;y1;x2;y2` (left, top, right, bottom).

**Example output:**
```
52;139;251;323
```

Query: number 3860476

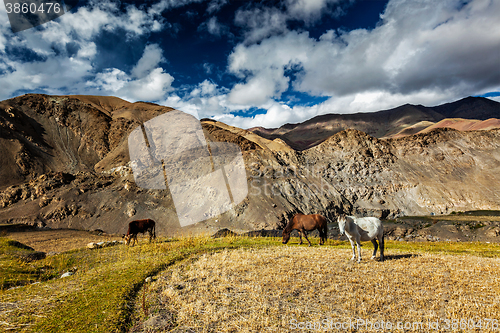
5;2;61;14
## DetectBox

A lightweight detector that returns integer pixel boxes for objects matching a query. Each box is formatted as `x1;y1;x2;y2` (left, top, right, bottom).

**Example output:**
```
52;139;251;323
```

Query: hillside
1;94;500;237
249;97;500;150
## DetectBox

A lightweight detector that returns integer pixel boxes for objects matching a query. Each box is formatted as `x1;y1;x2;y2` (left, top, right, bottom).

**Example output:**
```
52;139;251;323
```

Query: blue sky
0;0;499;129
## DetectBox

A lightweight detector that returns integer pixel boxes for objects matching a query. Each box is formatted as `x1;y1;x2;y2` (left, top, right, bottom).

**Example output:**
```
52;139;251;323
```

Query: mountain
249;97;500;150
1;94;500;237
0;94;174;188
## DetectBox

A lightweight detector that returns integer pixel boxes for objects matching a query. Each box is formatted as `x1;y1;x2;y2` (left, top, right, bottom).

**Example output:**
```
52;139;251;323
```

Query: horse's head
282;230;291;244
337;215;347;236
122;234;131;245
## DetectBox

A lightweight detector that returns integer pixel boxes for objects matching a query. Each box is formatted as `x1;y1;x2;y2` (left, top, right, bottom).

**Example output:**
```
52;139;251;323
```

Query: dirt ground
1;225;124;253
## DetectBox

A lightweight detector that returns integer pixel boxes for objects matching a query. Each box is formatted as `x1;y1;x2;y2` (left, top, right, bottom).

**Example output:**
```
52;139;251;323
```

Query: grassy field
0;235;499;332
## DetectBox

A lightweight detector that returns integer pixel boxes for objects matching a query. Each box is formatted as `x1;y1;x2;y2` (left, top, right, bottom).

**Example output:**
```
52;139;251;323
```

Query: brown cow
123;219;156;246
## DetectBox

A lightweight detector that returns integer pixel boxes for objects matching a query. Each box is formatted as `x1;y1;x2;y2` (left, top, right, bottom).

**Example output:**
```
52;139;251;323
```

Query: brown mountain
1;94;500;238
249;97;500;150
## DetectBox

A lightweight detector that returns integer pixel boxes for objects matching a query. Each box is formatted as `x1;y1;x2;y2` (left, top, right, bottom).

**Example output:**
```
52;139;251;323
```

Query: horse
337;215;384;262
123;219;156;246
282;213;328;246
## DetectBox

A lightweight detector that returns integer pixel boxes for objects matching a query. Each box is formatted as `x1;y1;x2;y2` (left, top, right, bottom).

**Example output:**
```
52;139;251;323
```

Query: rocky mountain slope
1;94;500;237
250;97;500;150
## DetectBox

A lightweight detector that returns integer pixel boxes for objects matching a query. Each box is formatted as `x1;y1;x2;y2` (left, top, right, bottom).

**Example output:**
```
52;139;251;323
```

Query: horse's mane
283;215;298;232
283;222;293;232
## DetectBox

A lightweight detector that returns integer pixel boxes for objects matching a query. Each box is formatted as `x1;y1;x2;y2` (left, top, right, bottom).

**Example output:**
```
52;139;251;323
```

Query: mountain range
1;94;499;236
249;96;500;150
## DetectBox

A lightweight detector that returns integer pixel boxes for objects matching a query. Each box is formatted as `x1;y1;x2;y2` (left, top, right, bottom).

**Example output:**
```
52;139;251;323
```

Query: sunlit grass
145;245;500;332
0;235;499;332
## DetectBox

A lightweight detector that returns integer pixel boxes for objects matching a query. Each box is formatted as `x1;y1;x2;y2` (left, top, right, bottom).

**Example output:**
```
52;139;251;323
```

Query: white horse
337;215;384;262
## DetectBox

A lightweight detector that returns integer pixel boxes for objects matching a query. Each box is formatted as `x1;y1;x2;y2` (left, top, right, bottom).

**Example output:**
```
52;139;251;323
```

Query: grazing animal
282;213;328;246
123;219;156;246
337;215;384;262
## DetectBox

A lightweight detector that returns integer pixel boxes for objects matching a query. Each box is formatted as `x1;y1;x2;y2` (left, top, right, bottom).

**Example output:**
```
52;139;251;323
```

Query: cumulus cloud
224;0;500;126
234;7;289;44
0;0;171;101
228;67;289;105
199;16;231;37
285;0;344;23
1;0;499;130
131;44;164;79
161;80;231;119
88;45;174;101
234;0;345;44
207;0;229;14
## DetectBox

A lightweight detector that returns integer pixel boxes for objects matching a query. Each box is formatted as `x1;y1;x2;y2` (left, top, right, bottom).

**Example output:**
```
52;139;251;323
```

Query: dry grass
2;234;500;332
147;246;500;332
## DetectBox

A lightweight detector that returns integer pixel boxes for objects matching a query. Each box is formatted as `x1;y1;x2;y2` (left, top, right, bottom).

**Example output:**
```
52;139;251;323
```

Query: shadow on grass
382;253;419;261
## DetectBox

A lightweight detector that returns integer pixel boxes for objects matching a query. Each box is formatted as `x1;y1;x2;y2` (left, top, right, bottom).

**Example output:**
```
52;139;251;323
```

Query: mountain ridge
1;93;500;237
249;96;500;150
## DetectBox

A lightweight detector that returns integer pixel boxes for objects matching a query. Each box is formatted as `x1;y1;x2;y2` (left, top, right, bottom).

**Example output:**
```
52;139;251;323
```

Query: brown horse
282;213;328;246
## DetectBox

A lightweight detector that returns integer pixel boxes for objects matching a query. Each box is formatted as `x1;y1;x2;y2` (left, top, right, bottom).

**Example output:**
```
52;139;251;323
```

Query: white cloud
234;7;289;44
212;88;458;129
228;67;289;105
223;0;500;127
207;0;228;14
88;45;174;101
92;68;128;92
131;44;164;79
488;96;500;103
199;16;230;37
1;0;499;131
162;80;231;119
89;67;174;101
234;0;345;44
285;0;343;23
0;0;171;101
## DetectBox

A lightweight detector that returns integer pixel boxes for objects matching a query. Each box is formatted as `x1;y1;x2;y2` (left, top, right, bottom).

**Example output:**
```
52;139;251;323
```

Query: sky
0;0;499;129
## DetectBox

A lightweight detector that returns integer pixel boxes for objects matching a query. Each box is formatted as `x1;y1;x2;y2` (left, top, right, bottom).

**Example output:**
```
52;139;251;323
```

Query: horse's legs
355;237;362;262
348;237;356;261
298;231;303;245
371;239;378;259
302;230;312;247
319;226;327;245
379;233;385;262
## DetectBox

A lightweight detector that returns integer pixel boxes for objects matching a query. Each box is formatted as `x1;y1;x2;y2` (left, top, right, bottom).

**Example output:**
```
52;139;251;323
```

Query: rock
211;228;238;238
142;312;175;331
18;251;46;262
60;272;74;278
35;221;46;228
90;229;105;235
87;242;98;249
